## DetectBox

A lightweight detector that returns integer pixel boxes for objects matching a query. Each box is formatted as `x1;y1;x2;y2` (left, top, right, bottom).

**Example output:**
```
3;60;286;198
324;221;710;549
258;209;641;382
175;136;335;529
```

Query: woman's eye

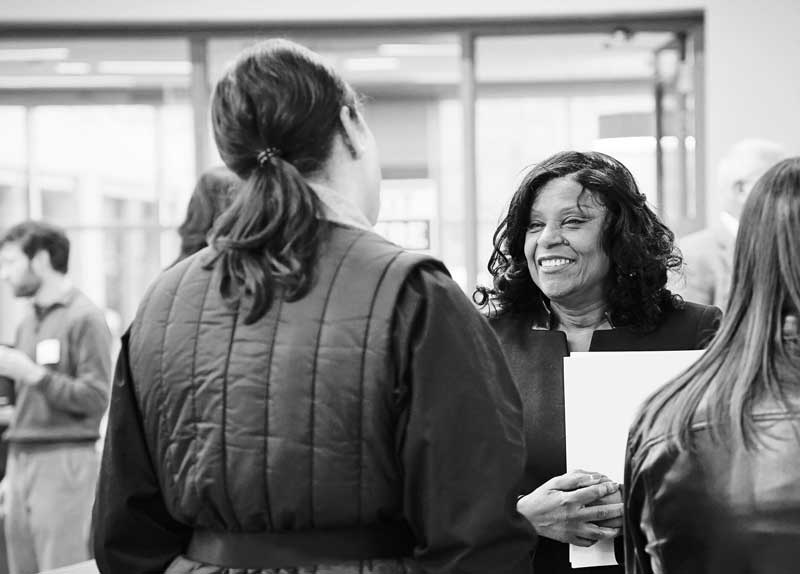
563;218;585;226
526;222;544;232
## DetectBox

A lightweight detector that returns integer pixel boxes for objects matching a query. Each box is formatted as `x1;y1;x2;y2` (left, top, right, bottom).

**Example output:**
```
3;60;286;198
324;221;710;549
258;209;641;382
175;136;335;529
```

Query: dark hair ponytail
209;39;357;323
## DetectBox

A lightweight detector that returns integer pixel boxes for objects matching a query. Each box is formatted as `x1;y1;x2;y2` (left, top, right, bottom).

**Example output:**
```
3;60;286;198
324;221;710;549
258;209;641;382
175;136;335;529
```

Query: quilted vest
127;222;440;533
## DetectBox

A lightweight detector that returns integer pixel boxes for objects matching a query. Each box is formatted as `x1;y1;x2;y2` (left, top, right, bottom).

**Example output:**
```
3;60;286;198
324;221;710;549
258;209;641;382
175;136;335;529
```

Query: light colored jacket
676;223;735;310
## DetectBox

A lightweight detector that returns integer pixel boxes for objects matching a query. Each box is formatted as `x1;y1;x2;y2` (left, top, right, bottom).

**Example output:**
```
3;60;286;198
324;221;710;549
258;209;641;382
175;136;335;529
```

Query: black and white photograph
0;1;798;573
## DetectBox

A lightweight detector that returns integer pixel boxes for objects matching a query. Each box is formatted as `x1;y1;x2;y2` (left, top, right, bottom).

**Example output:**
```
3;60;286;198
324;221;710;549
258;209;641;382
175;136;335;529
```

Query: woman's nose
538;223;564;247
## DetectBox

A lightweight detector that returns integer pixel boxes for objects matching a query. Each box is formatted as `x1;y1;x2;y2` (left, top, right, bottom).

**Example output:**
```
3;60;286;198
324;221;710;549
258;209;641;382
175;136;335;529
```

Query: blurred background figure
172;165;239;265
676;138;786;308
93;39;533;574
0;221;111;574
475;150;721;574
625;156;800;574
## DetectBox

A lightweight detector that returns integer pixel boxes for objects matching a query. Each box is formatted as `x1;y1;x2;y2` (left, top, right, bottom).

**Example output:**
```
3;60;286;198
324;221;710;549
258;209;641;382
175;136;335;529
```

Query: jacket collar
529;296;616;331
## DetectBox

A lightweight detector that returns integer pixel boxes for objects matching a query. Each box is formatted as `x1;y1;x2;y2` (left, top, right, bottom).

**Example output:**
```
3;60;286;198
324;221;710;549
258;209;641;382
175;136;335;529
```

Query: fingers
580;523;621;541
571;536;598;547
546;469;610;491
586;488;623;507
566;480;620;505
574;502;624;523
593;516;623;529
565;523;620;546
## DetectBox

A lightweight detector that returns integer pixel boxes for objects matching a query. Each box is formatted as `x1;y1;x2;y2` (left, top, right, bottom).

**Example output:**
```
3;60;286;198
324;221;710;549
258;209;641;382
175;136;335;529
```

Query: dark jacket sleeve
93;331;192;574
393;265;534;574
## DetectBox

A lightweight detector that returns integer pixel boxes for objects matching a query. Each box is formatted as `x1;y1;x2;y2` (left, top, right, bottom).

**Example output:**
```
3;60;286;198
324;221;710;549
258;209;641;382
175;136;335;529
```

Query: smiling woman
523;176;611;317
474;150;722;574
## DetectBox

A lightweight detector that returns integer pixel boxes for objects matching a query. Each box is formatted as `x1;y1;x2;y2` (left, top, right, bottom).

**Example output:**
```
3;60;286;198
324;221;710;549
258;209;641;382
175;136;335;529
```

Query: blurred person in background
93;39;533;574
625;156;800;574
172;165;239;265
677;138;785;309
0;221;112;574
475;150;721;574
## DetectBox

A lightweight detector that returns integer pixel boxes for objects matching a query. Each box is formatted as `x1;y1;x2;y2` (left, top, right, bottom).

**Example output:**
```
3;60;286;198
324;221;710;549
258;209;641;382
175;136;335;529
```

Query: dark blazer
492;301;721;574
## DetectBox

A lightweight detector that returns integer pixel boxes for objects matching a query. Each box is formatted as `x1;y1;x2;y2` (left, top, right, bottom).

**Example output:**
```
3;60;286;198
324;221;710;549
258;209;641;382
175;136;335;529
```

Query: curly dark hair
474;150;683;332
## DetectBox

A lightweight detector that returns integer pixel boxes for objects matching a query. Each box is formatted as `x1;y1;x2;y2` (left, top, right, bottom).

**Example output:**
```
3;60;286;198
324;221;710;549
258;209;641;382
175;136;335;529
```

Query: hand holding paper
563;349;705;568
516;469;622;546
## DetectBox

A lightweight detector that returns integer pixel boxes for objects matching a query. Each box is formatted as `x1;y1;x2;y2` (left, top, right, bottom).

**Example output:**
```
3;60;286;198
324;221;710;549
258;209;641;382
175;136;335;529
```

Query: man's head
718;139;787;219
0;221;70;298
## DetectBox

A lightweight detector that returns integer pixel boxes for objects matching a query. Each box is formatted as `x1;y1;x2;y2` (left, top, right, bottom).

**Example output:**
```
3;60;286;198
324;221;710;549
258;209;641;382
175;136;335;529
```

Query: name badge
35;339;61;365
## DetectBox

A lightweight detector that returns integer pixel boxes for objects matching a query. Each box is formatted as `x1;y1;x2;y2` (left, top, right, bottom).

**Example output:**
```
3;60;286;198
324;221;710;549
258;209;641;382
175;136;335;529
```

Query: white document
563;349;704;568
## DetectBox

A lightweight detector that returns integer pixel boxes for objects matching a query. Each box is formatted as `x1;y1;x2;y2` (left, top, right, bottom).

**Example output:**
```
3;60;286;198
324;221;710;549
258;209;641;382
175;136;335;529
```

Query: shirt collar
309;183;372;231
33;286;77;319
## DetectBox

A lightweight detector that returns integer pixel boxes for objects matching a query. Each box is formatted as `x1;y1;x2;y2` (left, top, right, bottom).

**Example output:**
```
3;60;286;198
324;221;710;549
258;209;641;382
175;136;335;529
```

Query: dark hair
633;156;800;450
474;150;682;332
0;220;70;273
174;166;238;264
209;39;360;324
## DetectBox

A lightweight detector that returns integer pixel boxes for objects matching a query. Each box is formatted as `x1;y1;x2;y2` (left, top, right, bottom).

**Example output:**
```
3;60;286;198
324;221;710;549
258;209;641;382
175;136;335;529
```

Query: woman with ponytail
624;156;800;573
93;39;533;574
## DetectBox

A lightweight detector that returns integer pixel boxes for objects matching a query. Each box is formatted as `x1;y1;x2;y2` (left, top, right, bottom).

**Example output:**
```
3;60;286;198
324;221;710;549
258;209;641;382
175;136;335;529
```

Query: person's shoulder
137;248;215;317
486;308;523;328
671;300;720;319
401;257;463;306
658;300;722;347
679;226;716;253
67;288;109;322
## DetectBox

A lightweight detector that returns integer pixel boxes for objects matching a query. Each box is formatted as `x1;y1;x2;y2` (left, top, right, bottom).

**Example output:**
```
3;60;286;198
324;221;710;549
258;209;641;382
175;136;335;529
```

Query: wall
704;0;800;214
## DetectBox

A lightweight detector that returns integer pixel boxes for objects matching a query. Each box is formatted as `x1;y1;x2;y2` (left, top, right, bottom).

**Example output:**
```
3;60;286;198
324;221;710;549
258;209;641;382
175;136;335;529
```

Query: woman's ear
338;105;365;159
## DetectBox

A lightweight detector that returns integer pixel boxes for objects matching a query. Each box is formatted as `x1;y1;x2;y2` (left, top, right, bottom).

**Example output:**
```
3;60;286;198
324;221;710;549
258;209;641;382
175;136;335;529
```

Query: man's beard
13;269;41;298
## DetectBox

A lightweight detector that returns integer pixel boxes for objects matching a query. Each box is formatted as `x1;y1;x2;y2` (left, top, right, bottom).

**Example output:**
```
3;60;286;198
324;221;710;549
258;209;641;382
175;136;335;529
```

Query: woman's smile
537;256;576;272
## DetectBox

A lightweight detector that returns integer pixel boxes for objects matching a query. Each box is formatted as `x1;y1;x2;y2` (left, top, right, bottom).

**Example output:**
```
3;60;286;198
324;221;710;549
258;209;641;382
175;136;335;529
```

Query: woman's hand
587;487;623;528
516;469;623;546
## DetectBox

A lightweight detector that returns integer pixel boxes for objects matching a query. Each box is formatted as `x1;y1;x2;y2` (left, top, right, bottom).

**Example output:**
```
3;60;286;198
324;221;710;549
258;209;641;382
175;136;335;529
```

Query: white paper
563;349;704;568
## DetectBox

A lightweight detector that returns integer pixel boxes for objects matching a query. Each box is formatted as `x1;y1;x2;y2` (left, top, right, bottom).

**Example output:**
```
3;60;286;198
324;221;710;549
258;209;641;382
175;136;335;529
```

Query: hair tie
256;147;281;168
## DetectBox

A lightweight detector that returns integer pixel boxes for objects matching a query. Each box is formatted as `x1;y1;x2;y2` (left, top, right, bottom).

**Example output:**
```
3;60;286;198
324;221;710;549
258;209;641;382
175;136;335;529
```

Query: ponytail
210;159;324;324
209;39;358;323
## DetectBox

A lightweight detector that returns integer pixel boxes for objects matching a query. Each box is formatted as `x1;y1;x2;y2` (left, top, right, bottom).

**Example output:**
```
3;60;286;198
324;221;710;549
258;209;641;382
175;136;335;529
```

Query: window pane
0;38;195;335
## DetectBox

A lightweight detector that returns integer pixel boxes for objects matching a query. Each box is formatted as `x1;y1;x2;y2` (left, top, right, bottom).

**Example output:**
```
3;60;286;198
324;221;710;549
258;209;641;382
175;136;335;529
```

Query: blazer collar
529;296;616;331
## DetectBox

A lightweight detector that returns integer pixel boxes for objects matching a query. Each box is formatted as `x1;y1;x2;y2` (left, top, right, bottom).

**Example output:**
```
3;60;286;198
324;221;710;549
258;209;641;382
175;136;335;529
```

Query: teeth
540;258;572;268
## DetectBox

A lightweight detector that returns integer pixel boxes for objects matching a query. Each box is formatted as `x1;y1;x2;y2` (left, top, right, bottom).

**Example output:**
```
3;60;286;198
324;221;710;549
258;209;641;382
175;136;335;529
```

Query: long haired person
93;39;533;574
625;156;800;574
